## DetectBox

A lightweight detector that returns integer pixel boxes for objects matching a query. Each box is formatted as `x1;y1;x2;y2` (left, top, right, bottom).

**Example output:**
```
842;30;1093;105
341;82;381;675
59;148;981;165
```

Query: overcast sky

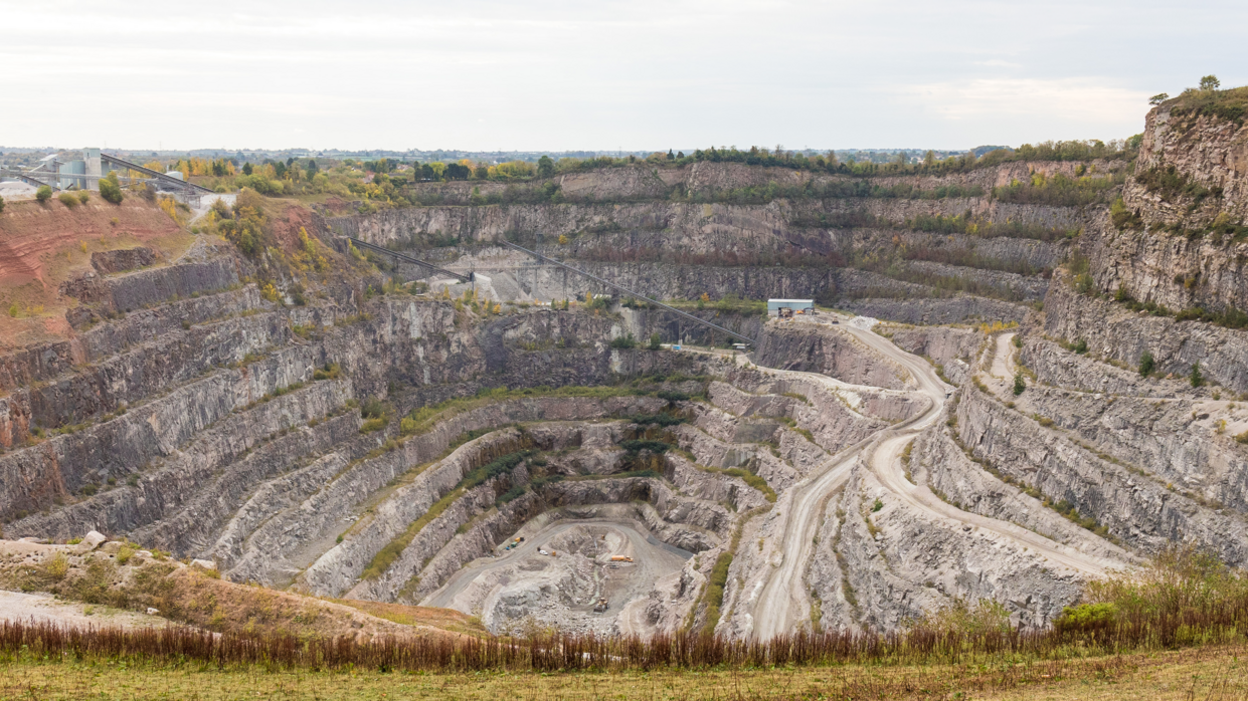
2;0;1243;152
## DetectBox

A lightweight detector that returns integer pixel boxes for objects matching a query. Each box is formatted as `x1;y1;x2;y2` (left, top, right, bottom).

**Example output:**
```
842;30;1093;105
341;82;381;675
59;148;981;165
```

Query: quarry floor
2;645;1243;700
424;517;691;636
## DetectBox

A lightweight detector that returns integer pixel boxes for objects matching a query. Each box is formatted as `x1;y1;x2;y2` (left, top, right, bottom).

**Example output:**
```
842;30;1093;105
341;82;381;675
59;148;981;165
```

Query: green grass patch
360;448;535;581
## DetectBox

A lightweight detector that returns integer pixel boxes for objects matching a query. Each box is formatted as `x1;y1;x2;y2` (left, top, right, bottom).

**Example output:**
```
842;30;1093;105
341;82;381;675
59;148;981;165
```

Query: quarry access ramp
730;316;1130;640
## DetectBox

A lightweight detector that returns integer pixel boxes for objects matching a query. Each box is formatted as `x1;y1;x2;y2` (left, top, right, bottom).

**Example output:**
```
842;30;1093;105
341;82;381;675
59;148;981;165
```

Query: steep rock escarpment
884;325;982;385
753;323;913;390
330;159;1090;324
957;384;1248;566
1043;272;1248;393
1087;90;1248;312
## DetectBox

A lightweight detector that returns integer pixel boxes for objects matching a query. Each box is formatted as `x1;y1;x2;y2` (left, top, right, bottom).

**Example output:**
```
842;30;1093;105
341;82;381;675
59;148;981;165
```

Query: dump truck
593;598;609;613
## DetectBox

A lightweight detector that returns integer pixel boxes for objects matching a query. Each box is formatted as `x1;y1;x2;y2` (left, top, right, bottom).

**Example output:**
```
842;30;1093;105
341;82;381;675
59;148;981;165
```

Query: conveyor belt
345;237;472;283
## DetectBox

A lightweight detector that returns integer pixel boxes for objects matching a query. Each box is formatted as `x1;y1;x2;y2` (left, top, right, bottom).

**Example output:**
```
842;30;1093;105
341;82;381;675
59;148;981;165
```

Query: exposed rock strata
956;384;1248;565
1043;272;1248;393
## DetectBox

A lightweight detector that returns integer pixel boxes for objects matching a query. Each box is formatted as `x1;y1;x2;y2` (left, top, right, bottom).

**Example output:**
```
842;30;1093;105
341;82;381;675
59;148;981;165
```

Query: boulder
75;530;107;553
190;558;217;571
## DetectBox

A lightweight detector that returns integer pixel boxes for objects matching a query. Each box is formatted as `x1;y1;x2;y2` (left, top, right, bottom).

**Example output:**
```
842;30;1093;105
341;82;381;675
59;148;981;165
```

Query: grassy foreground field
1;645;1245;700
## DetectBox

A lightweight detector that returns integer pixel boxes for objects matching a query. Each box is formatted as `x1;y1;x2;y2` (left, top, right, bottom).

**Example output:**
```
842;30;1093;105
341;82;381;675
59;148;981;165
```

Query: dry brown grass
0;541;467;642
336;599;489;637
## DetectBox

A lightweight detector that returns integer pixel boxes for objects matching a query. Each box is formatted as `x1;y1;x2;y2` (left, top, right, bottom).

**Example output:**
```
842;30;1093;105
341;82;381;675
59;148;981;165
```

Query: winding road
419;317;1127;640
745;317;1126;639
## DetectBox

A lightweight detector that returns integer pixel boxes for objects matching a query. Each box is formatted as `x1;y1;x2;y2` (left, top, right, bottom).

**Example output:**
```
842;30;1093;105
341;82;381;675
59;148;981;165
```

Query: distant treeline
676;139;1135;176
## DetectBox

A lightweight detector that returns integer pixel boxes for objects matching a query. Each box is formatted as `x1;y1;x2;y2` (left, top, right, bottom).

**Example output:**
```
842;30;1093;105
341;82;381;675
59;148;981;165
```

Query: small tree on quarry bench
98;172;123;204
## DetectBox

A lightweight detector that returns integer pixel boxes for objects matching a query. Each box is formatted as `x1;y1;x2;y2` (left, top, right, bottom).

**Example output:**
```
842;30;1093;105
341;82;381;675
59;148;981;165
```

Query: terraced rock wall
956;384;1248;565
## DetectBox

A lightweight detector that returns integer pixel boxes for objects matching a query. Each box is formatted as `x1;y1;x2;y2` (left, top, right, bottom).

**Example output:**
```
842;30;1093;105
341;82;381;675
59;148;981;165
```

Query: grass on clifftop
1168;85;1248;127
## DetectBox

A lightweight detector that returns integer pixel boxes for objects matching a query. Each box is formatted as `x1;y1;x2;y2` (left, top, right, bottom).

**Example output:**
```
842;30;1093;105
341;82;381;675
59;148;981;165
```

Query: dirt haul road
747;317;1128;640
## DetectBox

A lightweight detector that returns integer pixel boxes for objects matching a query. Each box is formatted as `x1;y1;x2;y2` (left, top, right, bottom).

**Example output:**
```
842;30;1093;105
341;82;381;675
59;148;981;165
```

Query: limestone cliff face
956;385;1248;566
753;322;912;390
0;269;657;530
325;159;1094;327
1086;209;1248;313
337;197;1079;264
1043;272;1248;393
1131;99;1248;225
885;326;982;385
1088;94;1248;312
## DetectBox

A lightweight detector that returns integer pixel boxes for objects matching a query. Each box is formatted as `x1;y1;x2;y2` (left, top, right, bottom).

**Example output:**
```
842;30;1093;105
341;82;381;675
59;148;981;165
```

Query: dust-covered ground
424;513;691;636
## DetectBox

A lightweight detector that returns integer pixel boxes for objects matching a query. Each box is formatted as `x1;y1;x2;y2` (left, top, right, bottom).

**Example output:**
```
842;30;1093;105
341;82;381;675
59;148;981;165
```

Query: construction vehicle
778;307;794;319
610;555;634;562
593;598;609;613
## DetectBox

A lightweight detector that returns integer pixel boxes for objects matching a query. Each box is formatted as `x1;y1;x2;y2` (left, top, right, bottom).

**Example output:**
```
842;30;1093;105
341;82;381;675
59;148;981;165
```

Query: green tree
35;185;52;203
0;194;5;214
1149;93;1170;105
1199;75;1221;91
1139;350;1155;377
1190;362;1204;388
98;172;123;204
648;333;661;350
610;334;637;349
305;159;319;179
1013;372;1026;396
537;155;555;179
242;162;253;176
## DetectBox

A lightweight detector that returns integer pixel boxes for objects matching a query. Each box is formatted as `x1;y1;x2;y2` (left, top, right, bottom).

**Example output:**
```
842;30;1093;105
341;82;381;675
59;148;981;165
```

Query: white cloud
896;78;1149;125
0;1;1243;149
974;59;1022;68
